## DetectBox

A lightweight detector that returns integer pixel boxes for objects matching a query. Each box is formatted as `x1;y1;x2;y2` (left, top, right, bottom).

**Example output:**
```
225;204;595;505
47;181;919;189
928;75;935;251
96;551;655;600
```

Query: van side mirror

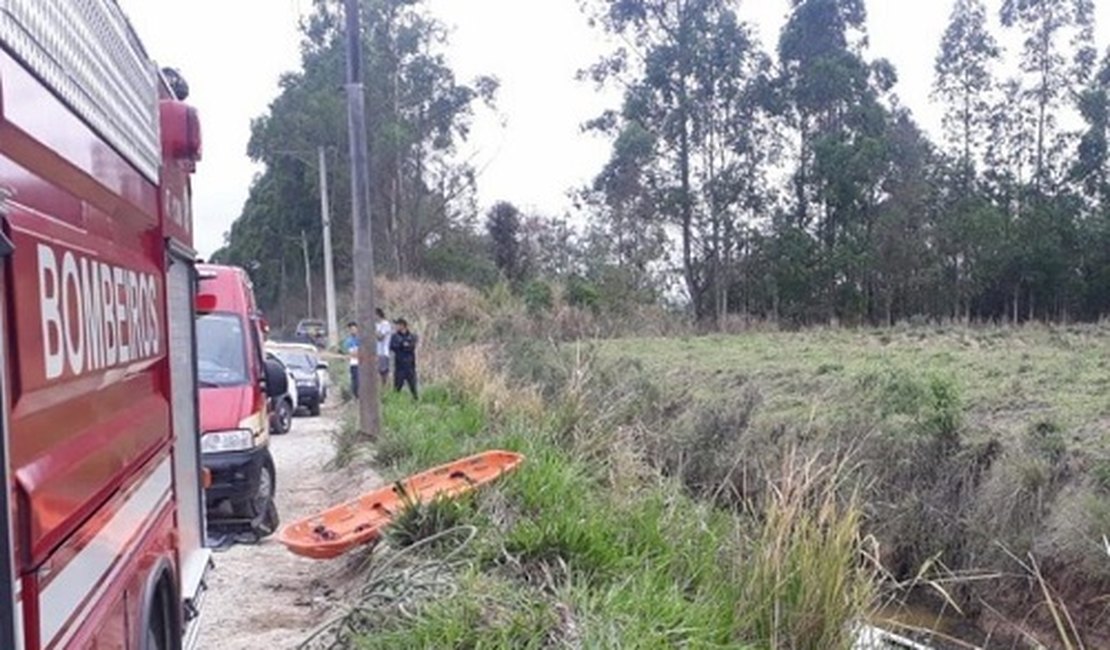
316;361;329;371
264;358;288;398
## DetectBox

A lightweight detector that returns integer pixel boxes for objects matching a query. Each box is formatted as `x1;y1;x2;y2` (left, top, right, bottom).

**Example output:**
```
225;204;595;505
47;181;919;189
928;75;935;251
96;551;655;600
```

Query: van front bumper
202;446;268;514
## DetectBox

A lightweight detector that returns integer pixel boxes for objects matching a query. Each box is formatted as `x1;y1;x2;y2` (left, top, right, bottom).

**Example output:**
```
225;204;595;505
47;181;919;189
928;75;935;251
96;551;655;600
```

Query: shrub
565;275;601;312
1092;460;1110;493
386;491;474;549
859;367;963;445
922;374;962;447
522;280;553;316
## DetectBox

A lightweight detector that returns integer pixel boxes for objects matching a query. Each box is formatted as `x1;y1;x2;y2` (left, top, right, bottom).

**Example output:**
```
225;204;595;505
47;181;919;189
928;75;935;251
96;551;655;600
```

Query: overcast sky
119;0;1110;259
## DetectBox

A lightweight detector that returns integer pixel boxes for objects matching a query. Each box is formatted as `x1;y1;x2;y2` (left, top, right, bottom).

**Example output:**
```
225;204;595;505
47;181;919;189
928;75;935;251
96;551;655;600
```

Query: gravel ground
195;401;380;650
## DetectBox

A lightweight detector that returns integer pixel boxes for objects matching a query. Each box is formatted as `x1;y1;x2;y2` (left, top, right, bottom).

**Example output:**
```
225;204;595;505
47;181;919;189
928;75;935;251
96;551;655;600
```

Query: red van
195;264;287;539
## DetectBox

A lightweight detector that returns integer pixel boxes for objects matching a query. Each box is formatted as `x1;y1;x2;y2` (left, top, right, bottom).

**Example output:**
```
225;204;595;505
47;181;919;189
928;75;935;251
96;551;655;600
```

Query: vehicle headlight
201;429;254;454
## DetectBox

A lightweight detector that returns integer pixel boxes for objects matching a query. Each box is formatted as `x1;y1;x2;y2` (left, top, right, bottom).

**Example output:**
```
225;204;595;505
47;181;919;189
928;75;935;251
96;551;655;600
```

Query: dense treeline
580;0;1110;325
214;0;1110;328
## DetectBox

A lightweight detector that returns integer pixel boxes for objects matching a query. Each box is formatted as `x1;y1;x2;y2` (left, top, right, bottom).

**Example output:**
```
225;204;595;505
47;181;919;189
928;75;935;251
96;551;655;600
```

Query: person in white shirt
375;308;393;387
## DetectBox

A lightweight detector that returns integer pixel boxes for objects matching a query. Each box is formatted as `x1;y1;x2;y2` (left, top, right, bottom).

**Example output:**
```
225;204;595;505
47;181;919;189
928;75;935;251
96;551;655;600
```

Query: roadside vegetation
318;361;871;649
306;281;1108;649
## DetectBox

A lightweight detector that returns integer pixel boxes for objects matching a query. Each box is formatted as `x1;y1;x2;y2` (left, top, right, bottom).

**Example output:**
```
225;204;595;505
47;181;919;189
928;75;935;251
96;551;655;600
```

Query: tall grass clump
736;452;875;650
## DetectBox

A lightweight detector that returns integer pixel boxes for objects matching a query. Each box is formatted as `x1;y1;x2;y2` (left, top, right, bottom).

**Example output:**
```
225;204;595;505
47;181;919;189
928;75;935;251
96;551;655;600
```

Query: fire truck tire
143;578;177;650
248;454;279;538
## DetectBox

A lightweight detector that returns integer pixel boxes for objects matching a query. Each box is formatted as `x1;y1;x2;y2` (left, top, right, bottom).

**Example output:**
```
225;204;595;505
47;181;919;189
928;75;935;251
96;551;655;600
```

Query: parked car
286;341;330;401
294;318;328;348
265;352;298;433
266;342;328;416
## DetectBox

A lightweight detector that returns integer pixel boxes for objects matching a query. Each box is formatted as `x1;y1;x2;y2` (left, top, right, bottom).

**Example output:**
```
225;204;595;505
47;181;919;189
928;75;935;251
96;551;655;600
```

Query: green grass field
603;325;1110;454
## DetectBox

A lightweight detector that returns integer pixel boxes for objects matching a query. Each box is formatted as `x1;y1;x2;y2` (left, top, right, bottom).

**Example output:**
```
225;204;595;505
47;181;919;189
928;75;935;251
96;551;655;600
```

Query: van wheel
309;400;321;417
273;399;293;434
248;453;279;538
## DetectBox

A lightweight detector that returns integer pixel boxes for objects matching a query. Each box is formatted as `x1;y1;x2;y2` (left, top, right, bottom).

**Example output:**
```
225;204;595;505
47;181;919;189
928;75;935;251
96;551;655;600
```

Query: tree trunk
1034;12;1051;190
390;51;403;276
677;10;698;320
279;253;288;328
795;116;810;225
963;69;973;193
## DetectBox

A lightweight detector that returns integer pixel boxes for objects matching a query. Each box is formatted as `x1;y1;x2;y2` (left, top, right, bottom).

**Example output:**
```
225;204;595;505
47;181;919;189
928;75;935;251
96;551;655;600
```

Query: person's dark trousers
394;364;417;399
349;365;360;399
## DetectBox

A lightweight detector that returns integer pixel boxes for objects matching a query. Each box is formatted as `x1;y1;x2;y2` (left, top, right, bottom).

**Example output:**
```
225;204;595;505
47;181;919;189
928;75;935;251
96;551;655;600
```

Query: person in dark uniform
389;318;419;399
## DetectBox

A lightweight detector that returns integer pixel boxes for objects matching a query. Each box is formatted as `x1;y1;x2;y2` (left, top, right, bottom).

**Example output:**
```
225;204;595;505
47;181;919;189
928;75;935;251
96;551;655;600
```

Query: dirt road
195;403;380;650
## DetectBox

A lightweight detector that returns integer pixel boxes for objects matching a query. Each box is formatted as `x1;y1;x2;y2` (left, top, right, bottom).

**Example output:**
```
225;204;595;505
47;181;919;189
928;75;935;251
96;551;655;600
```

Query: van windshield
196;312;249;387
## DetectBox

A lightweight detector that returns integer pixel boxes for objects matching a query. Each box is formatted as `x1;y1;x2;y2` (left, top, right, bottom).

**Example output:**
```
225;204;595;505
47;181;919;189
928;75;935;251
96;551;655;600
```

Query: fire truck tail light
160;100;202;168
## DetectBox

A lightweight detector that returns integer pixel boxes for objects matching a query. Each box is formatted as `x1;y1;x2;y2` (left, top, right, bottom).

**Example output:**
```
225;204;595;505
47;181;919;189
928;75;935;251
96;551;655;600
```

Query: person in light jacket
375;308;393;387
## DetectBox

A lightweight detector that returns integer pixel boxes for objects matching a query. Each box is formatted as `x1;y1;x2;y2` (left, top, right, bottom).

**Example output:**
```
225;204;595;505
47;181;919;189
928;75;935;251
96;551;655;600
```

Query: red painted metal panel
4;209;168;565
0;52;158;224
51;493;176;650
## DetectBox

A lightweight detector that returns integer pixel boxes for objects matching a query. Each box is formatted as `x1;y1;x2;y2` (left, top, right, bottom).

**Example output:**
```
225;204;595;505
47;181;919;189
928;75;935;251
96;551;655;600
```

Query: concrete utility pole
317;146;339;350
300;229;313;318
344;0;381;438
273;147;340;348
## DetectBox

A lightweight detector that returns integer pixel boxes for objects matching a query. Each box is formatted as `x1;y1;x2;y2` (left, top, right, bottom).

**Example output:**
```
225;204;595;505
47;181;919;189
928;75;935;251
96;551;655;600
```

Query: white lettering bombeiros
37;243;160;380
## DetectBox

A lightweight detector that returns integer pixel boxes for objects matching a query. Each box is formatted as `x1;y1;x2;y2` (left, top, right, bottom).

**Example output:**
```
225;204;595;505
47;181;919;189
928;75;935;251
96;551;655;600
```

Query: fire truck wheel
145;628;162;650
143;582;174;650
248;454;279;538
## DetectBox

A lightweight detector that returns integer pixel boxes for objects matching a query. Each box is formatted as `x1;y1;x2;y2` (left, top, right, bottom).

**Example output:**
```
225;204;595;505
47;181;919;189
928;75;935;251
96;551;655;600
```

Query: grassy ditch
315;321;1108;648
315;350;874;649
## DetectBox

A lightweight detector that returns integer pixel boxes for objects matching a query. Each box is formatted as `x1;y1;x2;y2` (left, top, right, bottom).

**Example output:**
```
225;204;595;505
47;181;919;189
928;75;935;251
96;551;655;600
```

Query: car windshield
274;351;315;371
196;313;249;387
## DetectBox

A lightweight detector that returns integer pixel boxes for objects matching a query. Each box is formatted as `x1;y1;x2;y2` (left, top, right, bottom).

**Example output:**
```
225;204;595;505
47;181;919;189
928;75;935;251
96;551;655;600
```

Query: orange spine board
277;450;523;559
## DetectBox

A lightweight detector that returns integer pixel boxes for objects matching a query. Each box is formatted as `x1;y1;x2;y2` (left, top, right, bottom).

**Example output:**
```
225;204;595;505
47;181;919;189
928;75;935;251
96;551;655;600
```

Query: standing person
390;318;419;399
343;321;360;398
375;308;393;387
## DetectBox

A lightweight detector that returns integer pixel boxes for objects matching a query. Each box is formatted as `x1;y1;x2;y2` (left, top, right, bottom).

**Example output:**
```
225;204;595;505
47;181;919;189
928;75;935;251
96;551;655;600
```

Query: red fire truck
2;2;209;648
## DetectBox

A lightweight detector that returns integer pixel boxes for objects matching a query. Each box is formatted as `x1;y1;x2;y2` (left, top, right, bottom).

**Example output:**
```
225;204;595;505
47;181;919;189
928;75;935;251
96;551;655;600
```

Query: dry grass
444;345;543;419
